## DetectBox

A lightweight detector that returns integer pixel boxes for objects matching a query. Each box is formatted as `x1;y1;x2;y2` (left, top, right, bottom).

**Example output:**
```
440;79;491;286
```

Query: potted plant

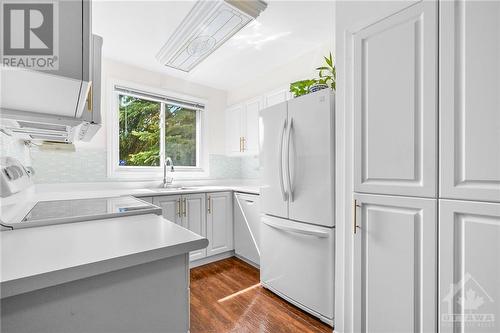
310;52;336;93
289;52;336;98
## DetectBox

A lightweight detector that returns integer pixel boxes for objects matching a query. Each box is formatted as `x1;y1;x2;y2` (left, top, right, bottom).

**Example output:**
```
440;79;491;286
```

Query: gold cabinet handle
239;137;243;152
353;199;361;234
183;198;187;217
87;83;93;112
177;199;181;218
207;196;211;214
242;137;246;152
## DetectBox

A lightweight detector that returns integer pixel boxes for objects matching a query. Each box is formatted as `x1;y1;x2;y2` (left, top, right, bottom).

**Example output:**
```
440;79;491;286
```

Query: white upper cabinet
263;87;291;108
439;200;500;333
225;104;243;155
243;97;262;155
440;0;500;203
353;1;438;198
353;193;437;333
225;98;262;156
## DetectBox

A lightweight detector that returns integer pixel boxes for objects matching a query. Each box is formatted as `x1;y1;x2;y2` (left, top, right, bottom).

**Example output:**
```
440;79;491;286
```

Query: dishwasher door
260;215;334;324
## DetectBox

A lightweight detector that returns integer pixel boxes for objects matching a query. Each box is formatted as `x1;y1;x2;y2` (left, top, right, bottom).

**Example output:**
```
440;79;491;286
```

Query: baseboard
189;251;235;268
234;254;260;269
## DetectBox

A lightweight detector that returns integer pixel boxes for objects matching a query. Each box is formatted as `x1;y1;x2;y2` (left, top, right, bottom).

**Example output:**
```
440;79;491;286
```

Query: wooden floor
190;257;332;333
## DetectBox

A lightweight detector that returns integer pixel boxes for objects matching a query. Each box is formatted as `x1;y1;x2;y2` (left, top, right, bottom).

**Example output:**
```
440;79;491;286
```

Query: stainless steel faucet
162;157;175;188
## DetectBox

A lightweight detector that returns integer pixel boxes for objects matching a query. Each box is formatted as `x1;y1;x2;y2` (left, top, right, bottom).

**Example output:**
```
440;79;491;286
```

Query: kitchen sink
152;186;203;192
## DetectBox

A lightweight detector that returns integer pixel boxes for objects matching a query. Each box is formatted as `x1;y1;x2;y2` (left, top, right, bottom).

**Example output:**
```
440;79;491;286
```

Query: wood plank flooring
190;257;332;333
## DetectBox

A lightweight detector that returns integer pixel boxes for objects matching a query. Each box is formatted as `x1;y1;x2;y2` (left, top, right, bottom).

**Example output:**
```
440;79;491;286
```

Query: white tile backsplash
28;149;258;183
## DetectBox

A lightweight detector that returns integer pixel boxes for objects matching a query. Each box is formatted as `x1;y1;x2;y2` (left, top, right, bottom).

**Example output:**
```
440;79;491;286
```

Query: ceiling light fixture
156;0;267;72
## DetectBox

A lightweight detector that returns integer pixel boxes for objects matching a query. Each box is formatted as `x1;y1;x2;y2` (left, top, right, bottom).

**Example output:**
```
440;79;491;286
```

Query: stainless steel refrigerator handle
278;118;288;201
286;117;294;202
262;218;329;238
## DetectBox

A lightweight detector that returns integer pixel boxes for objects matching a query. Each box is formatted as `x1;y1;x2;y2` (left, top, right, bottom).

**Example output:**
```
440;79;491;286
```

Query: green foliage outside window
118;94;197;167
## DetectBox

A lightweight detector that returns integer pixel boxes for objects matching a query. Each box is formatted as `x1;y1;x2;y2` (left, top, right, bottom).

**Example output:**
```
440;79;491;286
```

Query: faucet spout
162;157;175;188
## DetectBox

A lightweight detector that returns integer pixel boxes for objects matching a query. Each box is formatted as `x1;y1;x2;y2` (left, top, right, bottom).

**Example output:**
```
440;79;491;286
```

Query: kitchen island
0;214;208;333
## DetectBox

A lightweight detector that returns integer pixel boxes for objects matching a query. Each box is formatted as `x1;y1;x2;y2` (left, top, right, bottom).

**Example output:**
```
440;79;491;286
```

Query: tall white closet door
353;193;437;333
288;89;335;227
440;0;500;203
439;200;500;333
353;1;438;198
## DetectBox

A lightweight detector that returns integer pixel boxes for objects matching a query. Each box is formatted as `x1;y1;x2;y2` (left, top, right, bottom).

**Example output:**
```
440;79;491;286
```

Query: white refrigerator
259;89;335;326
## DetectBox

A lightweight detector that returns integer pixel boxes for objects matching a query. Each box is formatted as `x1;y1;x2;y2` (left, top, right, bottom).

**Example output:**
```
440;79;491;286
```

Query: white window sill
108;168;210;181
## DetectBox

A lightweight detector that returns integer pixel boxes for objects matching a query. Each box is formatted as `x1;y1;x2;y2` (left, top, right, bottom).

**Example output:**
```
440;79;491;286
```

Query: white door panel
260;215;334;321
440;0;500;202
354;1;438;198
263;88;291;108
234;193;261;265
206;192;233;256
259;102;288;218
288;89;335;227
353;193;437;333
244;98;261;155
225;104;243;155
182;193;206;261
439;200;500;333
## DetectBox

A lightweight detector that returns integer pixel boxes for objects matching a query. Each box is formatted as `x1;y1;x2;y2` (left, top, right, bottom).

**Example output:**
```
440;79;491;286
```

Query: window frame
107;79;209;180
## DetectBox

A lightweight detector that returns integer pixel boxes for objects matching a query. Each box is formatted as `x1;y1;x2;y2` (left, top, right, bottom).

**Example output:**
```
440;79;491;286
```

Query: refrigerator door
287;89;335;227
259;101;288;218
261;215;334;323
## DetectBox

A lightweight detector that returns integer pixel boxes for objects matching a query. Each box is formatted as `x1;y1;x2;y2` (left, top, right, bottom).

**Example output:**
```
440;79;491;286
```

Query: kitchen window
108;82;207;179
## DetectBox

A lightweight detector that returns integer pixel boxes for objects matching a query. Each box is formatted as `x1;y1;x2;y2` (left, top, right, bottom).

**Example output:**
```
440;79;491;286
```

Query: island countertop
0;214;208;299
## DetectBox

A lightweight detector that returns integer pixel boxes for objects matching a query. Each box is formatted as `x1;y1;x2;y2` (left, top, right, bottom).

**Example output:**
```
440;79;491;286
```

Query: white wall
226;1;335;106
226;42;334;105
78;58;228;155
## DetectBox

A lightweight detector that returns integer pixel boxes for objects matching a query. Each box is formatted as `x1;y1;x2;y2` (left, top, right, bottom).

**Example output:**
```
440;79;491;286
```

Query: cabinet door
439;200;500;333
440;0;500;203
243;97;262;155
153;195;181;224
206;192;233;256
353;1;438;198
288;89;335;227
353;194;437;333
263;87;291;108
234;193;260;265
182;193;207;261
225;104;243;155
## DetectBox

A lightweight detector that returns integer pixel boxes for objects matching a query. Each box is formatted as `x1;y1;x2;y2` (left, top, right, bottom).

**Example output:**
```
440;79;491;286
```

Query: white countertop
1;214;208;298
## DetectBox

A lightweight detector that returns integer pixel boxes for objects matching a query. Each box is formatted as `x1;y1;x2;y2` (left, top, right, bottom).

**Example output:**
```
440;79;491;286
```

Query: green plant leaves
289;52;336;98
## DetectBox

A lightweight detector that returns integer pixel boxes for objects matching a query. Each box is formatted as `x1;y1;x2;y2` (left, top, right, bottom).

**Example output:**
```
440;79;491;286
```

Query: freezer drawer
260;215;334;323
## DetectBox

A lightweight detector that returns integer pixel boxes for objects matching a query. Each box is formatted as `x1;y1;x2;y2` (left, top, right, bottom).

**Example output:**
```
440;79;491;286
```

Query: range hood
0;35;103;143
157;0;267;72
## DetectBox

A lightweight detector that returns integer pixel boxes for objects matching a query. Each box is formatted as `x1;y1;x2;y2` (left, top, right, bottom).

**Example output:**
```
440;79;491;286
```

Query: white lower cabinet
153;193;206;261
206;192;234;257
153;195;181;224
153;192;233;262
353;193;437;333
234;193;261;265
439;200;500;333
182;193;207;261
